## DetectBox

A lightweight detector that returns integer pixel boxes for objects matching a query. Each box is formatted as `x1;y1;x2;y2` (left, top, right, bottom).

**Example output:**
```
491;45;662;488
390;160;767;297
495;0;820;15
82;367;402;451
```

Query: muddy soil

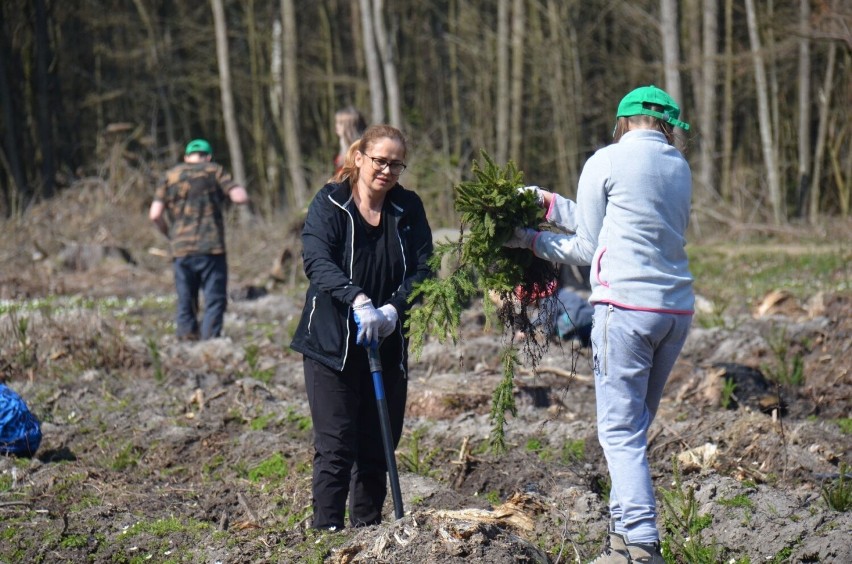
0;185;850;563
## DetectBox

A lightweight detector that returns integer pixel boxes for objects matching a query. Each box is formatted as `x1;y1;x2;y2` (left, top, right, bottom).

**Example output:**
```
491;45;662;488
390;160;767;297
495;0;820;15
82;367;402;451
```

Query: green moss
836;418;852;435
719;494;755;510
247;452;289;483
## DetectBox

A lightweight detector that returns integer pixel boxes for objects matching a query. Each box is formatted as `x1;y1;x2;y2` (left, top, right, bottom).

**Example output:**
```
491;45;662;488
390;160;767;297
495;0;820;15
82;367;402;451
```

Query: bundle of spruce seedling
406;151;559;451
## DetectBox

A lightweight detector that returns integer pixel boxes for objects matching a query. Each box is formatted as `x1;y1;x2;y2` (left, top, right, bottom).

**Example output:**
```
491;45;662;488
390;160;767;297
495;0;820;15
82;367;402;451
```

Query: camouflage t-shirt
154;162;238;257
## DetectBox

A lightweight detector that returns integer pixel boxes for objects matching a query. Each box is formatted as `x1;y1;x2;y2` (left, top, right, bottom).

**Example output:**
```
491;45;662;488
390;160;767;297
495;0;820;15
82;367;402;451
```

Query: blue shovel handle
368;346;404;520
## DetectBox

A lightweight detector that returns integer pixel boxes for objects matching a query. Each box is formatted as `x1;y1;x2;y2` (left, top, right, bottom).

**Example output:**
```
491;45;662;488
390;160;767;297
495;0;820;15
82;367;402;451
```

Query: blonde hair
331;125;408;185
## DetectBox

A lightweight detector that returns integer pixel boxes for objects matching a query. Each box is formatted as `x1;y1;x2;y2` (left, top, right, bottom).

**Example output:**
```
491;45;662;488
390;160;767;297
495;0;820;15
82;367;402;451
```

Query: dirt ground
0;182;850;563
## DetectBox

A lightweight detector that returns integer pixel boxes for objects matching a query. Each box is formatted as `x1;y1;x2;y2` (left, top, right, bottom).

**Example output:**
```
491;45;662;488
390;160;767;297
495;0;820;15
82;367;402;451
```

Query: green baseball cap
616;85;690;130
185;138;212;155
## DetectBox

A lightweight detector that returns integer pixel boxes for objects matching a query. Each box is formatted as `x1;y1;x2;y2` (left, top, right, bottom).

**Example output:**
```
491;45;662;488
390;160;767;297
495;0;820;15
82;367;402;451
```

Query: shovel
368;346;405;520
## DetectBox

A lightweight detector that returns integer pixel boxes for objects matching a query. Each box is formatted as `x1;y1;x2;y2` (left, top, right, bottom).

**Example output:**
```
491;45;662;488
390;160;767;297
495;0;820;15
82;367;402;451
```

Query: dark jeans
304;349;407;529
173;254;228;339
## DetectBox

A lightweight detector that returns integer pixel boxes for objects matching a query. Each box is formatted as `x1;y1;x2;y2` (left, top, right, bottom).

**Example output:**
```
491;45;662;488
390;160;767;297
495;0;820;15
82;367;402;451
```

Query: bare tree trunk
33;0;55;200
269;19;284;209
766;1;780;177
545;0;570;194
509;0;525;161
372;0;402;128
246;0;271;216
0;34;25;215
698;0;718;196
683;0;702;116
809;43;837;223
720;0;734;204
132;0;176;160
448;0;462;158
211;0;247;189
280;0;308;209
795;0;811;218
660;0;683;104
496;0;509;164
359;0;384;123
745;0;783;224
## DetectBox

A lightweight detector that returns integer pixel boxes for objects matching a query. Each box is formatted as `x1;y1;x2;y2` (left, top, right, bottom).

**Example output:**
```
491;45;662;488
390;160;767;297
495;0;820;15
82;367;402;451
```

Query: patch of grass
247;452;289;483
719;494;755;510
280;504;313;528
525;437;553;461
111;442;141;472
59;534;89;549
821;463;851;512
202;454;226;478
694;297;736;330
0;473;12;493
284;408;312;432
836;418;852;435
560;438;585;464
70;493;102;512
483;490;501;506
688;245;848;307
769;545;794;563
250;412;275;431
244;343;274;383
123;515;211;538
298;528;350;564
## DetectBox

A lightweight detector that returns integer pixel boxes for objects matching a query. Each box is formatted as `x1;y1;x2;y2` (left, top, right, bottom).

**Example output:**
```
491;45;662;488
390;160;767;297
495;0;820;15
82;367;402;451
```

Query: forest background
0;0;849;228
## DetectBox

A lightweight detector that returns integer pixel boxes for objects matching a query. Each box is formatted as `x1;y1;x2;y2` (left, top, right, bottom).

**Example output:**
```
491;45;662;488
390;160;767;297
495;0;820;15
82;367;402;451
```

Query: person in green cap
149;139;248;340
506;85;693;563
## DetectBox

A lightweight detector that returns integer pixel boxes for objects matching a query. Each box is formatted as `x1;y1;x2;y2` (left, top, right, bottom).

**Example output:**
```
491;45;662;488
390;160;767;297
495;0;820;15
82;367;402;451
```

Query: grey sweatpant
591;303;692;543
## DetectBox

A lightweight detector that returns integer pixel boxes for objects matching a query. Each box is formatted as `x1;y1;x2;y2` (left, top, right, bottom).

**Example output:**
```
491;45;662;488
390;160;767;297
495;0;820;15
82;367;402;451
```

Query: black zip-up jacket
290;180;433;372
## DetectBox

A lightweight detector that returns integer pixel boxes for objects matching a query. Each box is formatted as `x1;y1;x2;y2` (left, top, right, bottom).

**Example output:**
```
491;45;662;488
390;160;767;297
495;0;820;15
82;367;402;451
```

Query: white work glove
503;227;539;250
517;185;549;209
377;304;399;338
353;297;386;349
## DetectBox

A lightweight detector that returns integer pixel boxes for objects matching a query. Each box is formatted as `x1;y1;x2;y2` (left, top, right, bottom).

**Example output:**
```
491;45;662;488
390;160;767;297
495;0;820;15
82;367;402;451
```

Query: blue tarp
0;384;42;457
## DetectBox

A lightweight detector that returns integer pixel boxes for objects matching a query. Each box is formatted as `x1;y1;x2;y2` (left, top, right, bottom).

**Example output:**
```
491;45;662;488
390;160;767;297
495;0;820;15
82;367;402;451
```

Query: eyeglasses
363;154;407;175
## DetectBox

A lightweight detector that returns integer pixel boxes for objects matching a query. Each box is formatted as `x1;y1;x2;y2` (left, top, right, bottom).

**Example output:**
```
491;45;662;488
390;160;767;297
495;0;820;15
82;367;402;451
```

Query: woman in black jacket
291;124;433;530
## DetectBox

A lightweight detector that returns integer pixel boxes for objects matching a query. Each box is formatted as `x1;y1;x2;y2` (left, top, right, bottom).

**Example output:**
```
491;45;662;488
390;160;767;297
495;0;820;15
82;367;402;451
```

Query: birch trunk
496;0;509;164
795;0;811;218
359;0;384;123
660;0;683;104
279;0;308;209
720;0;734;204
745;0;783;224
211;0;247;188
698;0;718;196
34;0;55;199
509;0;525;161
809;43;837;223
372;0;402;128
246;0;271;215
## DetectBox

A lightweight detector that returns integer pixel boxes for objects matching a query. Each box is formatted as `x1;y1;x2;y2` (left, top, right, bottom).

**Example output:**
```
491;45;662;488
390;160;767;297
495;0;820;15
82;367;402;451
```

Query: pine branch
406;150;560;452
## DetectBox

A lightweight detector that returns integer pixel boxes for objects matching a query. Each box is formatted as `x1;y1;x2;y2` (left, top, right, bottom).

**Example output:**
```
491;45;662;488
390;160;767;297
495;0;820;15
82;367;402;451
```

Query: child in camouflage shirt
149;139;248;340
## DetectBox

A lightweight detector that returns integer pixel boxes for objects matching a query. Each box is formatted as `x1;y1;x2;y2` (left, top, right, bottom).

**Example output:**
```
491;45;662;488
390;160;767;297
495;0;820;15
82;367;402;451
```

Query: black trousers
303;346;407;529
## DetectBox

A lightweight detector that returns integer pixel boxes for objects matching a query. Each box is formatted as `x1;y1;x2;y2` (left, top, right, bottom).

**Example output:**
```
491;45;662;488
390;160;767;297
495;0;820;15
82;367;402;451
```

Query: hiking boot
588;530;630;563
625;541;664;564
